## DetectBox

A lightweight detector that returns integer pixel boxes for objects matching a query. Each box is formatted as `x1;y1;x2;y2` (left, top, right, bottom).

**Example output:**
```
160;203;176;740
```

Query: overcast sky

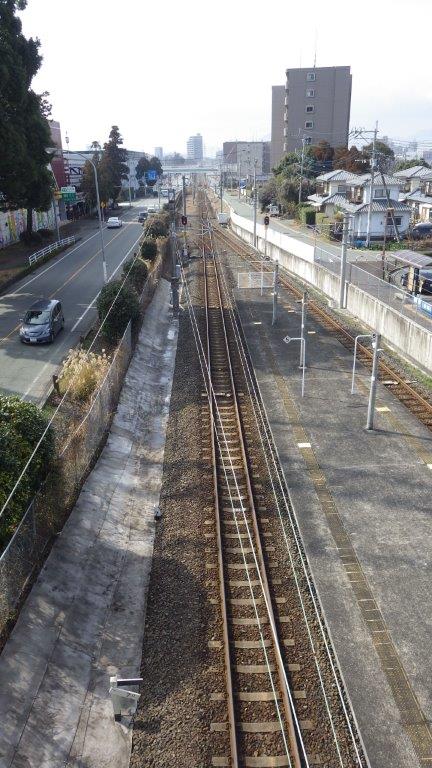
19;0;432;156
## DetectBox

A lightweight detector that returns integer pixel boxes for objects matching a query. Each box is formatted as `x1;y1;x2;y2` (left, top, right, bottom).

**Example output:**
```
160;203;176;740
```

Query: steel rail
212;223;432;424
200;198;303;768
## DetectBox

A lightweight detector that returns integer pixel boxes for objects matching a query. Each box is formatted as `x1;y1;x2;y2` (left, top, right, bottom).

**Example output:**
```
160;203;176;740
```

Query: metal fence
0;321;132;633
28;236;75;265
312;243;432;330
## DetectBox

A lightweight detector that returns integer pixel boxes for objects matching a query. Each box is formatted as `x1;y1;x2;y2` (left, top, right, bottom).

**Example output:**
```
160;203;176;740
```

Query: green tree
0;0;54;235
144;213;169;238
140;238;158;261
363;140;395;172
96;281;140;341
0;394;54;545
164;152;186;165
98;125;128;204
394;158;431;172
136;155;163;187
259;178;279;211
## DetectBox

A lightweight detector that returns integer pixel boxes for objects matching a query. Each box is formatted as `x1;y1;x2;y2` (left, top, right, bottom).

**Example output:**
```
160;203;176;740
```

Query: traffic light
181;215;187;226
264;216;270;226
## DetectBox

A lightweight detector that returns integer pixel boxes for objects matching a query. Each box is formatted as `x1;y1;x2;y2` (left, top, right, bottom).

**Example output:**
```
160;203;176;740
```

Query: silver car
20;298;64;344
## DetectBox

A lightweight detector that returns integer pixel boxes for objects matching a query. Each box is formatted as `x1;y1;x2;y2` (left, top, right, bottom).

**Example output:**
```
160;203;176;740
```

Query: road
0;201;148;404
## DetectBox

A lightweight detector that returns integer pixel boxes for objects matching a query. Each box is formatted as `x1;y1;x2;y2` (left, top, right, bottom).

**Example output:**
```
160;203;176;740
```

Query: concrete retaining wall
230;210;432;372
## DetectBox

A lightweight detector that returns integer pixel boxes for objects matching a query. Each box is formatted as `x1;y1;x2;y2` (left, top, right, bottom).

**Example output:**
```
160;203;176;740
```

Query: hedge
299;206;316;226
0;396;54;545
96;280;140;342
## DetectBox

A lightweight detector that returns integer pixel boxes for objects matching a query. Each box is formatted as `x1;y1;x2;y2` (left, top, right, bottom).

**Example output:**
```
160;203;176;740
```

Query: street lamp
65;134;107;283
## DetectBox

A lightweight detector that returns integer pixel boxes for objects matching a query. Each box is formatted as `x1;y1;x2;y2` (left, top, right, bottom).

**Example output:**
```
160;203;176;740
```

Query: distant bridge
162;166;217;174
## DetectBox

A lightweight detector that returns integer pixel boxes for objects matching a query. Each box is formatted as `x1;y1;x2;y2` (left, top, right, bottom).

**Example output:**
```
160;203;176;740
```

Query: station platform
225;254;432;768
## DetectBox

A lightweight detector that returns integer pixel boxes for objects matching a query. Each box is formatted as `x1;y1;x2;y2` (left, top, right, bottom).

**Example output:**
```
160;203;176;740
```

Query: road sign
145;170;157;181
283;335;291;344
61;185;76;202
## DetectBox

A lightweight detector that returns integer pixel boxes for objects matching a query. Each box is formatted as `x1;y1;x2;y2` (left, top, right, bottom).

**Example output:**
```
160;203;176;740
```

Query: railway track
210;214;432;430
184;194;367;767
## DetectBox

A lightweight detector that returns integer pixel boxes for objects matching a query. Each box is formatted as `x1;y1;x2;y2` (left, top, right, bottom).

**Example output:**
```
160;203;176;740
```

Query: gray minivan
19;298;64;344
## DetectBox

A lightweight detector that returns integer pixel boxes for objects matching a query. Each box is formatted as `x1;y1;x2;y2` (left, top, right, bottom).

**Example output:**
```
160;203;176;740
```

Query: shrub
140;238;158;262
58;348;109;402
0;396;55;545
123;256;148;293
96;280;140;341
144;212;170;238
299;206;316;226
38;228;53;238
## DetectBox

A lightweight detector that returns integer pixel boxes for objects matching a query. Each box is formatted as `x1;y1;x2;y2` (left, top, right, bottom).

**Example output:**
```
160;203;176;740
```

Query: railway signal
264;215;270;226
181;215;187;226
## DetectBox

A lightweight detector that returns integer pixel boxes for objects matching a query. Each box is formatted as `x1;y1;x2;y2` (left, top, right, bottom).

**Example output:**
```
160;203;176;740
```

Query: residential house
395;165;432;222
308;171;411;241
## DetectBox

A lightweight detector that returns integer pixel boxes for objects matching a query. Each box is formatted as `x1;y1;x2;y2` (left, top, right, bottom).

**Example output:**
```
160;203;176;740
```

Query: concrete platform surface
229;263;432;768
0;278;178;768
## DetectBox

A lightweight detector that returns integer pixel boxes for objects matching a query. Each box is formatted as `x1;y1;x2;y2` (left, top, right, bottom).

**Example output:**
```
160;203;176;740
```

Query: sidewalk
0;278;178;768
229;265;432;768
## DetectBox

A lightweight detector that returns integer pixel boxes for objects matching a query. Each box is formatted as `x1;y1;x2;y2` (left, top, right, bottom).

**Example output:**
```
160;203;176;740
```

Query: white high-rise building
187;133;203;161
154;147;163;161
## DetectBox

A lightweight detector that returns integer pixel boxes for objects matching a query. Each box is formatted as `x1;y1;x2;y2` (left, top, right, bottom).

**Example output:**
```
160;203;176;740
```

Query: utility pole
366;121;378;247
220;169;223;214
272;260;279;326
379;168;400;242
65;136;107;284
170;220;179;313
253;159;258;249
51;198;60;242
182;174;186;217
339;213;350;308
128;178;132;208
366;333;381;430
238;160;241;200
298;136;306;205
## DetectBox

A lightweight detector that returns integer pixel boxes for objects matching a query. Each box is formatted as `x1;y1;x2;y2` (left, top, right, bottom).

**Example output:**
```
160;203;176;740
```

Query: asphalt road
0;201;148;404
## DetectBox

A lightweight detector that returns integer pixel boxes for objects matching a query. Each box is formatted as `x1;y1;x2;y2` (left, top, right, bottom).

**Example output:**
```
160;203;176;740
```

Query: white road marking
3;209;140;299
70;232;143;333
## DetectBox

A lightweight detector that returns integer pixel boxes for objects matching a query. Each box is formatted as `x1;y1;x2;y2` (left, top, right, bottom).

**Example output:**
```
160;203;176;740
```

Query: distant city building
271;85;285;168
423;150;432;165
272;66;351;155
222;141;270;177
154;147;163;161
187;133;203;161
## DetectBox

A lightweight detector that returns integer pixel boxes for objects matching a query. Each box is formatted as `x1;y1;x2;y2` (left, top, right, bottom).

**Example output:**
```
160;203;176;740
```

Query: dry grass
58;348;109;403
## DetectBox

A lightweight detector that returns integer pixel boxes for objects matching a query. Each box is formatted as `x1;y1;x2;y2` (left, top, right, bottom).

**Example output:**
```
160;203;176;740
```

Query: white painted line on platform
297;442;311;448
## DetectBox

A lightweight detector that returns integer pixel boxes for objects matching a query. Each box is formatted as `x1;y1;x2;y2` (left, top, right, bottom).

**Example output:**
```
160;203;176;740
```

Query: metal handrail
28;236;75;265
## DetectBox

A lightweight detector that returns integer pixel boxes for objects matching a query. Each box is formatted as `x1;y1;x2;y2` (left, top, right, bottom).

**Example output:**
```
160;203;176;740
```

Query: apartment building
270;66;351;157
271;85;285;168
222;141;270;177
187;133;204;161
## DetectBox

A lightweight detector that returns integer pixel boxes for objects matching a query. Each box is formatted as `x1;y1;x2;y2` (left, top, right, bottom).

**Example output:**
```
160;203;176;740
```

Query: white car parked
107;216;122;228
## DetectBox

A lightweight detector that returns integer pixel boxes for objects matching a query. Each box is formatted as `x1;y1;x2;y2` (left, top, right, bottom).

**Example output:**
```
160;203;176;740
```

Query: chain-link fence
0;321;132;633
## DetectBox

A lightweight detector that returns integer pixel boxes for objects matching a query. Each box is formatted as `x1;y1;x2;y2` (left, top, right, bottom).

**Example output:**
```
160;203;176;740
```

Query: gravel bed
130;255;228;767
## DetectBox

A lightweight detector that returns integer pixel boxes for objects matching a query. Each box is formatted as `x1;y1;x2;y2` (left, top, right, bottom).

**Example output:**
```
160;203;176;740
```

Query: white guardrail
28;236;75;266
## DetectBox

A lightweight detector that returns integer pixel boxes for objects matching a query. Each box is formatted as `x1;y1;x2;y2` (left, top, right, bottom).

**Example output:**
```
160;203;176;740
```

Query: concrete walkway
0;278;178;768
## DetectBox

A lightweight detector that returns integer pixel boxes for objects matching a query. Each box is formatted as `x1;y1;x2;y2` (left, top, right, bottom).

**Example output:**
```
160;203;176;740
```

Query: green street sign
62;192;76;202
